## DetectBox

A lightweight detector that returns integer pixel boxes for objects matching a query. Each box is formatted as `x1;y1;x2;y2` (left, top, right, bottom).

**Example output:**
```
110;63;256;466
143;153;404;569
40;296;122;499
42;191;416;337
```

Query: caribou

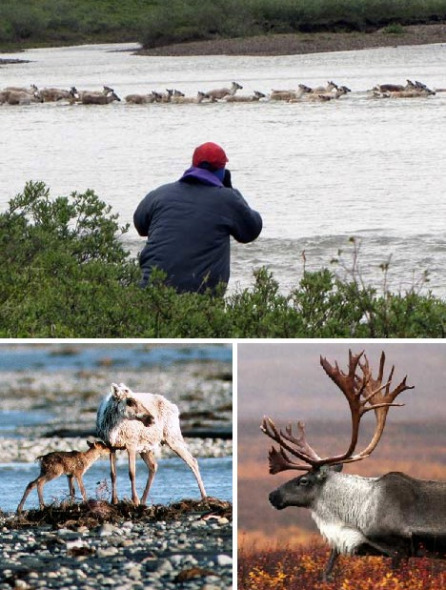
261;350;446;580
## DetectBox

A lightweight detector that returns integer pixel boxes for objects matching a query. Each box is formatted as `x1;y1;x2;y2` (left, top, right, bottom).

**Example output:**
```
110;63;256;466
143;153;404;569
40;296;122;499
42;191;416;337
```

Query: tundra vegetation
1;181;446;338
1;0;446;48
238;544;446;590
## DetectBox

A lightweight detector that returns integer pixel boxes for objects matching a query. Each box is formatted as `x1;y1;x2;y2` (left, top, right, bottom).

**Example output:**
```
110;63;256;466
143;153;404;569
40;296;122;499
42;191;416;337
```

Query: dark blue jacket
133;167;263;293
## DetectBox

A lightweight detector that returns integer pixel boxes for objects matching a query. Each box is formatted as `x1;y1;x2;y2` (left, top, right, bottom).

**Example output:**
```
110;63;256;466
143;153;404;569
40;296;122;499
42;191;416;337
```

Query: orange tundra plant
238;544;446;590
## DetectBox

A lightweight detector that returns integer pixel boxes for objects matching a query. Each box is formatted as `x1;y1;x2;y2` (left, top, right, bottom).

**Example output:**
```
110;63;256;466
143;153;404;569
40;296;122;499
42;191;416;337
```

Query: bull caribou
261;350;446;580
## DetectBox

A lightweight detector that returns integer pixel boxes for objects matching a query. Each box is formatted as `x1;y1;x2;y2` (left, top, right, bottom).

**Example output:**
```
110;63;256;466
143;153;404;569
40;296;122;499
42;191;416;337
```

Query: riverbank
136;23;446;56
0;499;232;590
1;22;445;64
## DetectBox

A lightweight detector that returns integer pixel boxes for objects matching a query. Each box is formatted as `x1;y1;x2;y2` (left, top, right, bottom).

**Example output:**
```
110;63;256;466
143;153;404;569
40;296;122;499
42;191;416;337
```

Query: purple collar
180;166;224;187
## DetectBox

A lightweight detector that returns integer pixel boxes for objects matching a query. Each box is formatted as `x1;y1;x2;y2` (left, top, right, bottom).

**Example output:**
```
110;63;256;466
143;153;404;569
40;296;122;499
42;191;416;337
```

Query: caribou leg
127;447;140;505
323;548;339;581
165;436;207;499
140;450;158;505
109;450;119;504
359;536;411;569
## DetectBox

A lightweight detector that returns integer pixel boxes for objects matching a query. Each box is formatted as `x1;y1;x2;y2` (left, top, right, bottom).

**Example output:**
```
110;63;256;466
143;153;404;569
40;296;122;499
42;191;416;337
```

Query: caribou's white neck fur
311;472;379;554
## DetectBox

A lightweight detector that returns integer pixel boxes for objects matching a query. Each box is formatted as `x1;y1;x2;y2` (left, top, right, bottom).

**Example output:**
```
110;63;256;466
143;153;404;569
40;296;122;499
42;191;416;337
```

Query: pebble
0;512;232;590
97;546;120;557
99;523;119;536
217;554;233;567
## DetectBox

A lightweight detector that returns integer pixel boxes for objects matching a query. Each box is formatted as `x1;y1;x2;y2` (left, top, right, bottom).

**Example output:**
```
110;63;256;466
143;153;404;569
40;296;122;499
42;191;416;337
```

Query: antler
355;351;414;460
261;417;321;472
261;350;413;474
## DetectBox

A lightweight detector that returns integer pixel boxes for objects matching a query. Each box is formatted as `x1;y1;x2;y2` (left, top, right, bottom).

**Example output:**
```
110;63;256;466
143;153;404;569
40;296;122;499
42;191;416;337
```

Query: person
133;141;263;294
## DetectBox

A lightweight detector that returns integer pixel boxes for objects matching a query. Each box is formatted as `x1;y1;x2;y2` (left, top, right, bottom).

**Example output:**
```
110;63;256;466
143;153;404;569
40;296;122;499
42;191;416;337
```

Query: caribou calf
17;440;110;513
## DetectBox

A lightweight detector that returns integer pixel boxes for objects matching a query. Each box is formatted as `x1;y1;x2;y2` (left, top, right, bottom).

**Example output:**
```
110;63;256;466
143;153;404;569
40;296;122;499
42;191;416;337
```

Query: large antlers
261;350;414;474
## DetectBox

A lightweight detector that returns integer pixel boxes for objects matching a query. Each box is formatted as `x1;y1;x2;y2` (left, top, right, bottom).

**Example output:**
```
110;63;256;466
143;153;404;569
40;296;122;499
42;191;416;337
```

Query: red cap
192;142;228;169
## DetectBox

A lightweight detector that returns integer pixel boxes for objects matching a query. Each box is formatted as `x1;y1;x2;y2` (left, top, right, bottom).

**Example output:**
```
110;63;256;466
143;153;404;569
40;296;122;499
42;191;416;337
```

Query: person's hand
223;169;232;188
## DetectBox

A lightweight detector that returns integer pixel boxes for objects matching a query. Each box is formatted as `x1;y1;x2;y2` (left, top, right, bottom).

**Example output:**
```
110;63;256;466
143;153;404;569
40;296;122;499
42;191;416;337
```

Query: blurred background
238;342;446;550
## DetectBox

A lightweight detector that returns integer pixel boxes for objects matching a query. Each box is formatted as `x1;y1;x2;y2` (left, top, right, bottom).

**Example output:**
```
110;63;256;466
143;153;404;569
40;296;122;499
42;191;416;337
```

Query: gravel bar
0;500;233;590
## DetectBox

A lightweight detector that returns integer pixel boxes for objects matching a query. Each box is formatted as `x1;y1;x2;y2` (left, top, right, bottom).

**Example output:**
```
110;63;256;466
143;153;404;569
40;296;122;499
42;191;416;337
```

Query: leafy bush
140;0;446;47
0;0;152;46
0;3;47;41
239;543;446;590
382;23;406;34
140;0;257;48
1;0;446;48
1;182;445;338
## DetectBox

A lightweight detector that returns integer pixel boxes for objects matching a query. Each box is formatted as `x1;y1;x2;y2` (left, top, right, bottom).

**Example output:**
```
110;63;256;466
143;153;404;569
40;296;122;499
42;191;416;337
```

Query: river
1;456;232;513
1;42;446;295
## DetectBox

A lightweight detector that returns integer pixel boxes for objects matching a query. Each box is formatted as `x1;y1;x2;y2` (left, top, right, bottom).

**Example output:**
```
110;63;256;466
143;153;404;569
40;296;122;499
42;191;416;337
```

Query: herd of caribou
0;78;442;106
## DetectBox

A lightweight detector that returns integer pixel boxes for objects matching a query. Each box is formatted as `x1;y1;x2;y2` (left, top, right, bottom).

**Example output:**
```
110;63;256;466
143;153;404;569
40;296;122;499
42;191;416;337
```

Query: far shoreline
135;23;446;56
1;22;445;64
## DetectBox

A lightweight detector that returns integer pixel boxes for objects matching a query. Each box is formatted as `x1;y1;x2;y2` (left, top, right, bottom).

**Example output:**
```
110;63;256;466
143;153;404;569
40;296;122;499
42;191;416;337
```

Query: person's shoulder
144;180;181;199
219;187;247;204
219;185;242;197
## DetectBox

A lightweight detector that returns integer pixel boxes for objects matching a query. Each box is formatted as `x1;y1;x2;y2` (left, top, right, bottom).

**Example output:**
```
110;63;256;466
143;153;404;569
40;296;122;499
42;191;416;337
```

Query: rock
120;539;134;547
156;559;174;574
66;539;87;550
97;546;119;557
57;529;82;541
169;554;184;566
99;523;119;536
216;554;232;567
127;567;142;580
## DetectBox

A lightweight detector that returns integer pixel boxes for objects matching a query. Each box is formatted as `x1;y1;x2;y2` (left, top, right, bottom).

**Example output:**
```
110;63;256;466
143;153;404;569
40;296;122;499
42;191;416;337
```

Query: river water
1;42;446;295
0;342;232;372
1;441;232;513
1;456;232;513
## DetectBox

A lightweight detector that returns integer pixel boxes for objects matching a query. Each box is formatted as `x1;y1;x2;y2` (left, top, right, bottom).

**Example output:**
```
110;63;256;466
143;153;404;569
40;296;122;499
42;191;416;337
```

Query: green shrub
382;22;406;34
140;0;446;47
1;0;446;49
141;0;257;47
0;0;152;47
0;4;47;41
1;182;446;338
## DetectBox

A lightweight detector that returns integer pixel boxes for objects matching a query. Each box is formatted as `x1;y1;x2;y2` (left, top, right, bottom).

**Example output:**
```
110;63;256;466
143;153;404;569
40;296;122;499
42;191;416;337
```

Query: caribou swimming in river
261;350;446;580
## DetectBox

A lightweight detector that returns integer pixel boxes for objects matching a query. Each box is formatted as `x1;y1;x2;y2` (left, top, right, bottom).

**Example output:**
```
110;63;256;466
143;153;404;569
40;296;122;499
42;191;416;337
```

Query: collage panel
238;342;446;589
0;342;234;589
2;7;446;590
2;39;446;340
